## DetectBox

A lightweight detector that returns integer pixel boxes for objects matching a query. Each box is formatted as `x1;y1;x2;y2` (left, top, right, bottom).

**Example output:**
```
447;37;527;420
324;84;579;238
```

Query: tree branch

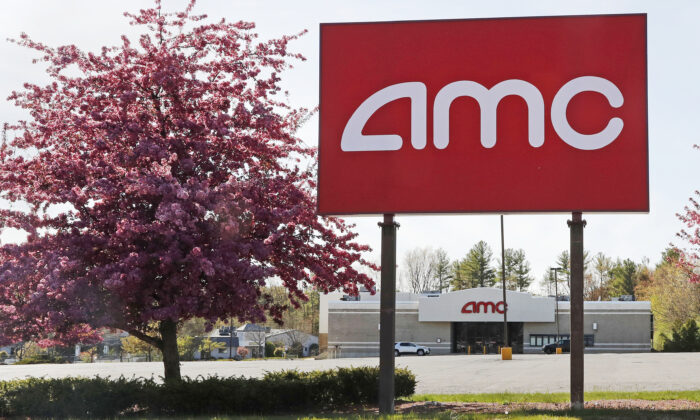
127;328;163;350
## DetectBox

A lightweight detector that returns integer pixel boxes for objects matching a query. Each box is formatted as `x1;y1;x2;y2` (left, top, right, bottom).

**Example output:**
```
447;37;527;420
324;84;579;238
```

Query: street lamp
550;267;563;342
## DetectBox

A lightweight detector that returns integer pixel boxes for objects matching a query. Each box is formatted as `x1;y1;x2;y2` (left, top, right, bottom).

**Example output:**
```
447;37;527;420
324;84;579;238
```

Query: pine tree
433;248;453;292
452;241;496;289
497;248;518;289
610;259;639;297
512;250;533;291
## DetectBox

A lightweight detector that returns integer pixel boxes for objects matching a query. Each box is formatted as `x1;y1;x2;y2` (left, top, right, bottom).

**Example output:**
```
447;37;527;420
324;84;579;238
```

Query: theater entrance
452;322;523;354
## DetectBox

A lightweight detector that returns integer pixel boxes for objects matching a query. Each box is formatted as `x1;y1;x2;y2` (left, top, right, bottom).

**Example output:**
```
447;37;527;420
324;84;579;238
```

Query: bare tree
593;252;613;299
284;329;306;356
403;247;437;293
247;329;267;358
538;269;555;296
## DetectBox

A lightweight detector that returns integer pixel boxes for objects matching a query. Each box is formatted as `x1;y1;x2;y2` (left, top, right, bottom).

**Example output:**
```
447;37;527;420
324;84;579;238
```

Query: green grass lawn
410;389;700;404
144;390;700;419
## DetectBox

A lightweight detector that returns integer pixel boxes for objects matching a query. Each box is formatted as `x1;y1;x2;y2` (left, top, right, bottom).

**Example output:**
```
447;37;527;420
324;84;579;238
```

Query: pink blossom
0;0;375;357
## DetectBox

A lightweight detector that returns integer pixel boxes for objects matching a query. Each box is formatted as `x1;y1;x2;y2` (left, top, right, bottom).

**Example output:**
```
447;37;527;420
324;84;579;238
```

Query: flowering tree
0;1;373;381
677;146;700;283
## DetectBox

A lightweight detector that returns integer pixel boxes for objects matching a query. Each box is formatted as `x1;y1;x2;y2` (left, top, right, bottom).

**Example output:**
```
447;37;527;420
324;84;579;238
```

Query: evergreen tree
662;319;700;352
452;241;496;289
450;259;471;290
512;250;533;291
497;248;518;289
433;248;453;293
610;259;639;297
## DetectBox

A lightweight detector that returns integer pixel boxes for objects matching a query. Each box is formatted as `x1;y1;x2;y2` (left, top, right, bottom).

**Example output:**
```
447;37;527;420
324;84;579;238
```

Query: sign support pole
501;215;508;348
568;212;586;409
378;214;398;414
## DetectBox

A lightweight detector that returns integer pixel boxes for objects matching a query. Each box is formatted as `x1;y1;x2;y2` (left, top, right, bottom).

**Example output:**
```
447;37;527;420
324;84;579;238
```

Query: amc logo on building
461;301;507;314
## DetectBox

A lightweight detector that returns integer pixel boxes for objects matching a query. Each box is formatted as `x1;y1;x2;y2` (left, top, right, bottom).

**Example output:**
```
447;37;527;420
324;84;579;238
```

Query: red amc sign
461;301;507;314
318;15;648;215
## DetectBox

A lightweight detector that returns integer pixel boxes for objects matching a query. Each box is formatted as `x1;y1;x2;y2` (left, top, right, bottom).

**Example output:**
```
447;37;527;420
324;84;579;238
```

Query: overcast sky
0;1;698;294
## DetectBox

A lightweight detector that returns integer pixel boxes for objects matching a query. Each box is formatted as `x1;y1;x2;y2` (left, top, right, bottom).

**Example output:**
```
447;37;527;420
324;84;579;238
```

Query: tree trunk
159;319;181;383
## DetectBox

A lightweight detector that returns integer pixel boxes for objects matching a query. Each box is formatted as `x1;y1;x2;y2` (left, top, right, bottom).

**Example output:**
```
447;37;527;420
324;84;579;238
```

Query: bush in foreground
0;367;416;417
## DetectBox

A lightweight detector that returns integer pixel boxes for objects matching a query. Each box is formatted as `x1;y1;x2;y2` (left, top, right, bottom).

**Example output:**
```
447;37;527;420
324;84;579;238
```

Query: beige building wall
324;291;652;357
327;303;451;357
523;301;652;352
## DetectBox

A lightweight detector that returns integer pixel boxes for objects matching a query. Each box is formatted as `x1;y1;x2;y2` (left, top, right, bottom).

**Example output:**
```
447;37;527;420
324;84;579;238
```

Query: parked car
543;339;570;354
394;342;430;356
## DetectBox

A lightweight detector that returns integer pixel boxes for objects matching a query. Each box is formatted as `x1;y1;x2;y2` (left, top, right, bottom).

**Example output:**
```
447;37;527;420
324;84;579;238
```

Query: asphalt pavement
2;352;698;394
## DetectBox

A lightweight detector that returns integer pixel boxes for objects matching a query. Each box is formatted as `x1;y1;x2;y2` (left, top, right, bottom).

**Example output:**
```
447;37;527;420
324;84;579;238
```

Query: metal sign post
378;214;399;414
568;212;586;409
501;215;508;348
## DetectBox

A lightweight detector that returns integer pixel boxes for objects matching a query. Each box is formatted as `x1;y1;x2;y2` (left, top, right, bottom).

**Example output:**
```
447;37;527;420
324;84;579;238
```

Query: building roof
266;329;294;338
207;336;239;347
236;323;268;332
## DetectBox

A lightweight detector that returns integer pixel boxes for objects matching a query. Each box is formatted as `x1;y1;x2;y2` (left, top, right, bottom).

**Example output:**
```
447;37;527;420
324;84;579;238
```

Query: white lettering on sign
340;76;624;152
551;76;624;150
341;82;427;151
434;79;545;149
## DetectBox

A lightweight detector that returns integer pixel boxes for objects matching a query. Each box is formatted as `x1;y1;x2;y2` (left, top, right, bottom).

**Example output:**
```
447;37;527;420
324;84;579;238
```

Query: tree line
537;249;667;301
400;241;534;293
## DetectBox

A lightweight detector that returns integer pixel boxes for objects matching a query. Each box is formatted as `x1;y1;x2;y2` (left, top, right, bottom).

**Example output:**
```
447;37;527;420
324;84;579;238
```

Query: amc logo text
342;77;623;152
461;301;507;314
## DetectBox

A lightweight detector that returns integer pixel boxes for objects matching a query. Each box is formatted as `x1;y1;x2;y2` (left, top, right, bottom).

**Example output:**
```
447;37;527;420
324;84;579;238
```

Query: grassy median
161;390;700;419
410;389;700;403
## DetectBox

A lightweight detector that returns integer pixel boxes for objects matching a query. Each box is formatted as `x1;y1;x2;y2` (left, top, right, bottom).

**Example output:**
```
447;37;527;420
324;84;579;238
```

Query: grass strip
410;389;700;403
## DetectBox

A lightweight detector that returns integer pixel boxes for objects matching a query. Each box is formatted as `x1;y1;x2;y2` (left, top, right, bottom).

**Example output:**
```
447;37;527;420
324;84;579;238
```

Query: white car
394;342;430;356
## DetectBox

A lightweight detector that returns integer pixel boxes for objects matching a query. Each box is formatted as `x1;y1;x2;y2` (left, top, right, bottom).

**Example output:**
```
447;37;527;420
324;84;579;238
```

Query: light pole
550;267;563;341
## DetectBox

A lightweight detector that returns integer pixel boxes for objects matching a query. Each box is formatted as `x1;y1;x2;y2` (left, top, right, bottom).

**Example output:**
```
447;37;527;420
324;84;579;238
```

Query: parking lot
2;353;699;394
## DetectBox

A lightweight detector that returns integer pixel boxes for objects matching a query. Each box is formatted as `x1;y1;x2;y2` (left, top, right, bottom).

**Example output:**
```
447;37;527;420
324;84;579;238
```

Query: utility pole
550;267;563;341
500;215;508;347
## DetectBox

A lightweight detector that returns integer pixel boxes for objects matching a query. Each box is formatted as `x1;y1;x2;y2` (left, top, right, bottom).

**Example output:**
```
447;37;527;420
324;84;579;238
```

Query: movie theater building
319;288;652;357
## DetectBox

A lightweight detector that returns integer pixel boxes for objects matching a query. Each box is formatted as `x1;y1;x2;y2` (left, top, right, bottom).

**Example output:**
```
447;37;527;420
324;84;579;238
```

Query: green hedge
13;354;69;365
0;367;416;417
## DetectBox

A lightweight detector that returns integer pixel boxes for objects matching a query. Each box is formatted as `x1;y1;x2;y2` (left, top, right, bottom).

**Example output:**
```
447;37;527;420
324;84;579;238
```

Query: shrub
0;367;416;417
13;354;68;365
273;347;285;357
236;346;249;358
662;319;700;352
309;343;319;356
0;351;7;361
264;341;276;358
288;341;303;357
